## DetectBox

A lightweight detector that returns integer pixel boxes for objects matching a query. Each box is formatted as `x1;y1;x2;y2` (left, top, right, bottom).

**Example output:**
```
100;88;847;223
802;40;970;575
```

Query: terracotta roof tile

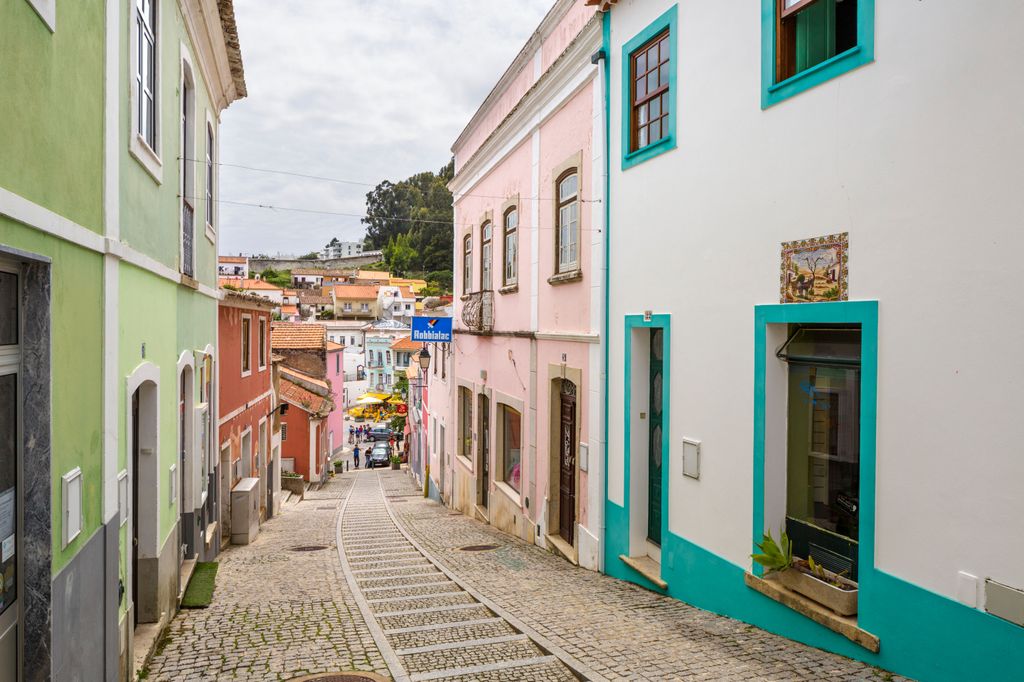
390;336;423;352
280;366;329;390
281;305;299;315
332;284;380;299
280;379;332;415
219;256;247;263
270;322;326;349
357;270;391;280
239;278;283;291
326;340;344;352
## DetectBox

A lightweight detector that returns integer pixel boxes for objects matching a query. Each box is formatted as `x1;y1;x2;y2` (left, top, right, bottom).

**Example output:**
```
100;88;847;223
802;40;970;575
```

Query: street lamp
417;346;431;371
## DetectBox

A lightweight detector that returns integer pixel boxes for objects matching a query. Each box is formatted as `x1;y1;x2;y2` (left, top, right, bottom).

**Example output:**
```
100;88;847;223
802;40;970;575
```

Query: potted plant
752;529;858;616
389;454;402;470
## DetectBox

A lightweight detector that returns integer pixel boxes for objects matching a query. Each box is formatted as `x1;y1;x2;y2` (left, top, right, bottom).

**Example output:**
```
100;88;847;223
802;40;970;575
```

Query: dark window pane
649;96;660;120
650;119;661;142
0;273;16;345
647;71;658;94
660;64;670;88
660;36;670;62
635;51;647;74
636;77;647;100
647;46;659;70
661;92;671;115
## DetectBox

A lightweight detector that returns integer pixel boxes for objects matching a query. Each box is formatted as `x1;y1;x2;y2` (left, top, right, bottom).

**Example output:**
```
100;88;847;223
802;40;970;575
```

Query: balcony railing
182;201;195;279
461;290;493;332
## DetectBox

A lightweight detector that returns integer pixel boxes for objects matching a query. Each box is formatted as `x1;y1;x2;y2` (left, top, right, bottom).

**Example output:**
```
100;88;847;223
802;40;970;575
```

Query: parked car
369;427;393;441
368;443;391;468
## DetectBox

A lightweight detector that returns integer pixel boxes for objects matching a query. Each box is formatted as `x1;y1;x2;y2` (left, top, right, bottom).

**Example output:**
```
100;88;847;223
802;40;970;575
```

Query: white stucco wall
605;0;1024;603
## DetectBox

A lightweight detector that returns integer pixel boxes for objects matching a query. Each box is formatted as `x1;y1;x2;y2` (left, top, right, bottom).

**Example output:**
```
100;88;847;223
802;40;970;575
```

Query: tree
260;268;292;288
362;160;455;274
298;251;320;260
383;233;418;277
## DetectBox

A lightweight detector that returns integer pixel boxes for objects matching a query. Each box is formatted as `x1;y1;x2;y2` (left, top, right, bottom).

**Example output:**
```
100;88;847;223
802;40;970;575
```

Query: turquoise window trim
617;313;671;589
752;301;878;589
621;5;678;170
760;0;875;108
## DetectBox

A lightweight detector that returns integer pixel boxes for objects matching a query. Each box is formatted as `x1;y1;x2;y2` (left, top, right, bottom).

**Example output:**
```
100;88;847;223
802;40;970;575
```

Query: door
219;444;231;545
0;285;21;679
648;329;664;546
179;373;188;557
131;390;141;627
558;381;577;545
479;395;489;508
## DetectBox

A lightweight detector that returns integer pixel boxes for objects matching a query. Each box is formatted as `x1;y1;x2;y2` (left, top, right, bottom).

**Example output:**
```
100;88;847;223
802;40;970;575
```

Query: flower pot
390;462;401;470
778;560;858;616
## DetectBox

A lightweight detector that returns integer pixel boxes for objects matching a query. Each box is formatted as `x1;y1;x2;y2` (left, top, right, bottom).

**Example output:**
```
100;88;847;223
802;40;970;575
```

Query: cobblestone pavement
143;475;390;682
377;470;908;682
339;469;580;681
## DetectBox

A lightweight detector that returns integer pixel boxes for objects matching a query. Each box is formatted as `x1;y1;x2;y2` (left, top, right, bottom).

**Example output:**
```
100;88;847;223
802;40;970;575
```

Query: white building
377;284;416;324
598;1;1024;681
218;255;249;279
322;240;364;259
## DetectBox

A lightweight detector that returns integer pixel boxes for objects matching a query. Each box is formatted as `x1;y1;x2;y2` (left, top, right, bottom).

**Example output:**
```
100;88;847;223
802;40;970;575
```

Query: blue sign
411;315;452;343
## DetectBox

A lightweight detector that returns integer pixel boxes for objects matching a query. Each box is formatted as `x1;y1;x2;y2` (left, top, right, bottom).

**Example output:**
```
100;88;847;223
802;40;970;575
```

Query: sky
218;0;553;258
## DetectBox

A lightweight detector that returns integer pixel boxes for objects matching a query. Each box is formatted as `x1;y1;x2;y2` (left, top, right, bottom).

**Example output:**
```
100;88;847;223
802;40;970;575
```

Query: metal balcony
461;290;493;332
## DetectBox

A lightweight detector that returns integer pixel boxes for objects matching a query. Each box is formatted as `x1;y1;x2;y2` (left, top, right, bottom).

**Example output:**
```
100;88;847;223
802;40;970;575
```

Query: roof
390;337;423;352
298;291;332;305
219;255;247;263
390;278;429;292
217;0;247;98
332;284;380;300
283;289;297;296
279;378;332;416
326;340;344;352
270;322;326;349
239;278;283;291
281;305;299;315
280;365;329;390
357;270;391;280
381;285;415;299
220;289;275;309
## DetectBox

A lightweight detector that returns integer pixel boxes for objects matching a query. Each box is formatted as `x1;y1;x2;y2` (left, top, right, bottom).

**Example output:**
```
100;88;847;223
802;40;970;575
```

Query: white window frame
556;171;580;274
204;111;217;243
25;0;56;31
179;46;197;278
503;206;518;286
240;314;252;377
257;317;267;371
129;0;163;182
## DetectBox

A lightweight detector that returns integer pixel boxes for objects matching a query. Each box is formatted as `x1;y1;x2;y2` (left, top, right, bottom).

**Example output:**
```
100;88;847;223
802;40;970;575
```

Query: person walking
348;425;354;444
353;444;360;469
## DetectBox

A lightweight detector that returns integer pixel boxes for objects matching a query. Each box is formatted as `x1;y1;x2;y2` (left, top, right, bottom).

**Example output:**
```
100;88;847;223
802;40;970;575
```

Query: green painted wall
118;0;218;288
0;0;105;233
0;218;105;576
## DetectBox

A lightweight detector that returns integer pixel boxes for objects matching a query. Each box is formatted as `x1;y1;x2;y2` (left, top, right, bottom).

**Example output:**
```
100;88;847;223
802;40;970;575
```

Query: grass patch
181;562;218;608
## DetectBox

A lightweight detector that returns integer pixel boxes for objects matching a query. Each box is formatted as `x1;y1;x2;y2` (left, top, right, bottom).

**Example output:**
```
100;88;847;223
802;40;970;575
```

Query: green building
0;1;244;679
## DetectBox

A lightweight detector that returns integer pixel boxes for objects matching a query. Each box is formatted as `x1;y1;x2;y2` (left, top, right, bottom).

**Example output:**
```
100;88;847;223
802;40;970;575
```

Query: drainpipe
596;12;611;574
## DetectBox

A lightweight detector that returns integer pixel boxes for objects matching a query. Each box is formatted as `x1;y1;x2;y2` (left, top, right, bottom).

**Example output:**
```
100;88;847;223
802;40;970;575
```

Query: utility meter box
231;477;260;545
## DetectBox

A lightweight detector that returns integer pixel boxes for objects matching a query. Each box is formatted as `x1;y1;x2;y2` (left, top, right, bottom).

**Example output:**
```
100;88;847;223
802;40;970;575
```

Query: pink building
437;0;606;571
325;340;345;459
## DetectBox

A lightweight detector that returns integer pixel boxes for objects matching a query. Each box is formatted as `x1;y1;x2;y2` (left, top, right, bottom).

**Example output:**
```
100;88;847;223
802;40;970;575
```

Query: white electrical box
682;438;701;480
231;477;260;545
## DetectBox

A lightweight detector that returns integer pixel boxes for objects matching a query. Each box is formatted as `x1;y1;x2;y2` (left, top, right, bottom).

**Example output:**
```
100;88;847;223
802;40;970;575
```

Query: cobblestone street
144;469;904;681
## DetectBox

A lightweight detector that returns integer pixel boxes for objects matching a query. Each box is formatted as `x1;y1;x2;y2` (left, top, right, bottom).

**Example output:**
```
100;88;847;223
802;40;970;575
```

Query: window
360;303;369;312
556;172;579;274
343;302;352;312
281;423;288;441
480;222;493;291
335;354;340;373
386;350;391;364
463;235;473;294
258;319;267;370
350;336;356;346
136;0;158;150
503;208;518;286
763;0;874;107
499;405;522;493
180;62;195;278
631;31;670;152
241;316;251;375
458;387;473;461
205;124;215;228
621;6;677;169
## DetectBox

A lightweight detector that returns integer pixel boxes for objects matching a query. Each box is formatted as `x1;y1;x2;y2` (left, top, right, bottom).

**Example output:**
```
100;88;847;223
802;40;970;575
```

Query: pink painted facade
439;0;605;571
325;342;345;458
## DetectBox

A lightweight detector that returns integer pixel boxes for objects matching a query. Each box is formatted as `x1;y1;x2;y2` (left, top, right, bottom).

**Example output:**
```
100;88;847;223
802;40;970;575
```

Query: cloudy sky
218;0;553;257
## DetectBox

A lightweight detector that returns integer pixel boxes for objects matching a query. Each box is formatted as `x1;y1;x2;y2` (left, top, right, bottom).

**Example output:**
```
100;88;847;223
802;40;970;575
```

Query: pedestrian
353;444;360;469
364;447;371;468
348;425;354;444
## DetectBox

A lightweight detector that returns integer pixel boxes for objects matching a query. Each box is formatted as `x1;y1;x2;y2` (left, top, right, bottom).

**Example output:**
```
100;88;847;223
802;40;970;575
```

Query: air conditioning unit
230;477;260;545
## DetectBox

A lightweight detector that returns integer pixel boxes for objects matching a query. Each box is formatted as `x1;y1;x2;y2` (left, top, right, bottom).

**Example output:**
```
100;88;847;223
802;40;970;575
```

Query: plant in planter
389;454;402;470
752;530;858;616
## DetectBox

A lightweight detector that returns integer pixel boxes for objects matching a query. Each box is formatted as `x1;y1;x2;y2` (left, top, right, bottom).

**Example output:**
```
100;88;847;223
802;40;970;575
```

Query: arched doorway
178;364;194;559
128;369;160;627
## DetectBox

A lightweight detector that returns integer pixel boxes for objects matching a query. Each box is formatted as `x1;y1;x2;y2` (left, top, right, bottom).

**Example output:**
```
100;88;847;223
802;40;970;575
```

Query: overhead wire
179;157;602;203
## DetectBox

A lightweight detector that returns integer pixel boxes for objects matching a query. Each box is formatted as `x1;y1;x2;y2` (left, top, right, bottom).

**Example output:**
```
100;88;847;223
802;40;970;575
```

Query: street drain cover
318;506;336;510
458;544;500;552
287;674;389;682
290;545;328;552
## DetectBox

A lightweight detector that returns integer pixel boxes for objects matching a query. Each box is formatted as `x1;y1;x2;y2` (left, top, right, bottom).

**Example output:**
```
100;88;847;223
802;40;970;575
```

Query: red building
272;323;334;482
218;291;276;545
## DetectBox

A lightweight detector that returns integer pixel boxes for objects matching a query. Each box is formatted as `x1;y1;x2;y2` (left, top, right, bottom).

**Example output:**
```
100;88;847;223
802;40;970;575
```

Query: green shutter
795;0;837;73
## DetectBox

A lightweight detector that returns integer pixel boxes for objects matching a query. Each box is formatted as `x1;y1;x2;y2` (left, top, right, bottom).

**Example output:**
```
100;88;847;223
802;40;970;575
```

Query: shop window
779;325;861;579
499;405;522;493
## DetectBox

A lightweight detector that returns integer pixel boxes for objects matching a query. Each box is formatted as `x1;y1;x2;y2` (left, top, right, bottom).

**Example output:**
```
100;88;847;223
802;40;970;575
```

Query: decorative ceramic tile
780;232;848;303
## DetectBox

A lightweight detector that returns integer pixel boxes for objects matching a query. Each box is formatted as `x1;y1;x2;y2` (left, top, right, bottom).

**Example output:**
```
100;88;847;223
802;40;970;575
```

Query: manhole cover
458;544;500;552
290;545;329;552
318;506;336;510
388;499;407;503
287;674;390;682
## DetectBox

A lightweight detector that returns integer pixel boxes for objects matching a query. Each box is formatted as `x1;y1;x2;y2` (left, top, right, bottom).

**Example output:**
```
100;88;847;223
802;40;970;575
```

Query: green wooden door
648;328;664;545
